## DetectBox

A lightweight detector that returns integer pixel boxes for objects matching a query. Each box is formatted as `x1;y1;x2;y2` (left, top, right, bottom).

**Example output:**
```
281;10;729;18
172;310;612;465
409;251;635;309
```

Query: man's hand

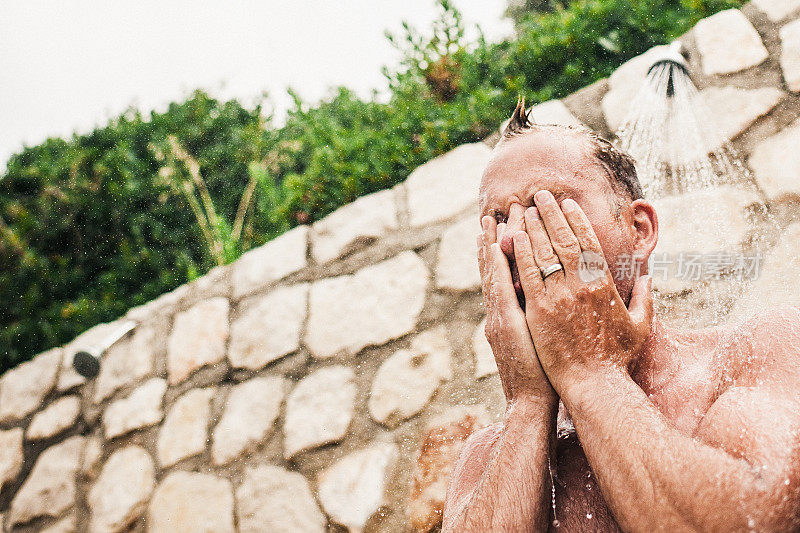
478;214;556;405
506;192;800;531
510;190;654;396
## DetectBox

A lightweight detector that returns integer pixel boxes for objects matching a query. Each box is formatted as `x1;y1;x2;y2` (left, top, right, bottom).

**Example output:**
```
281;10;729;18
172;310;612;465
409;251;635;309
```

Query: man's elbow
442;422;503;530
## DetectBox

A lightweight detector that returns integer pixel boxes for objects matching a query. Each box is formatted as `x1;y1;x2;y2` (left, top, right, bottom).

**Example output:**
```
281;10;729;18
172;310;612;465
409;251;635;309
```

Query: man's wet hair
500;97;644;203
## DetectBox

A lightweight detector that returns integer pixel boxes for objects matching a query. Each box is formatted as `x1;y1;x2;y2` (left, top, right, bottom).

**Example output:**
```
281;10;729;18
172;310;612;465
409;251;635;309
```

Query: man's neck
627;316;685;396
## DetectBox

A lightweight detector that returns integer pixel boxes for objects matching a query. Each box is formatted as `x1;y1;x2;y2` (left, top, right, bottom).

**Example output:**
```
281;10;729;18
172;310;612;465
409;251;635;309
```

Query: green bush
0;0;741;371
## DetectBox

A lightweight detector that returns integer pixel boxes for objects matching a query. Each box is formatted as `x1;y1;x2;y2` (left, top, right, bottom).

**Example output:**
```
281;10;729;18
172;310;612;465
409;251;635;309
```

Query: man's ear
631;199;658;263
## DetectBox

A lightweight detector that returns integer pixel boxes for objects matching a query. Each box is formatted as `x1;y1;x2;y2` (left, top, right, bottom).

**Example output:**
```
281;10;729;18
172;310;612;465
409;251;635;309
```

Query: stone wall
2;2;800;531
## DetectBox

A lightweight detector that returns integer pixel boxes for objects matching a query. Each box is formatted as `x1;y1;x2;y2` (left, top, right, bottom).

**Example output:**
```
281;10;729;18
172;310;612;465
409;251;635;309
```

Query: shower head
647;41;689;98
647;41;689;75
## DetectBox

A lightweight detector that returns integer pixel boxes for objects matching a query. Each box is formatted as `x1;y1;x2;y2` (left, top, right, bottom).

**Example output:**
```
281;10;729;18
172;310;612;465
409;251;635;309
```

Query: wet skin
443;129;800;532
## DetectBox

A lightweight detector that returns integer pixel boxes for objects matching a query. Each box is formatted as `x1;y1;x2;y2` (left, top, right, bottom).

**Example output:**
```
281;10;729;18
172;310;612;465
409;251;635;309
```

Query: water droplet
586;512;593;519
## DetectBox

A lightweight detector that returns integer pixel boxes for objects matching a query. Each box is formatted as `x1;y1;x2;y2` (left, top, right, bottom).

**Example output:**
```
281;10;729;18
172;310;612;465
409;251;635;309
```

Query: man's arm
443;214;558;531
562;350;800;532
444;396;557;531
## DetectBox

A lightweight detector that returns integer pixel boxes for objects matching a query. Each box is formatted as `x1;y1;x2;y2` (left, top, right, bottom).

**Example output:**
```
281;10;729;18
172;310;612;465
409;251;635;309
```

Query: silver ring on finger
541;263;563;279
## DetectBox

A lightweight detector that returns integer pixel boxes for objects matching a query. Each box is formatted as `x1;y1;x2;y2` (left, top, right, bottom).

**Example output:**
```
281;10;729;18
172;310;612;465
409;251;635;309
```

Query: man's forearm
444;396;557;532
561;369;773;532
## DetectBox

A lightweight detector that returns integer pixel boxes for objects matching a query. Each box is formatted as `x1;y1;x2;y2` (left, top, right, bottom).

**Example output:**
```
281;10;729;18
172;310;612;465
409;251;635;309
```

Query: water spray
616;39;774;327
616;40;752;198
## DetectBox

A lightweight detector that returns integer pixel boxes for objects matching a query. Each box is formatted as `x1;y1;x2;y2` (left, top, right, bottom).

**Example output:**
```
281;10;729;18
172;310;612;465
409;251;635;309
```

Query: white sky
0;1;512;169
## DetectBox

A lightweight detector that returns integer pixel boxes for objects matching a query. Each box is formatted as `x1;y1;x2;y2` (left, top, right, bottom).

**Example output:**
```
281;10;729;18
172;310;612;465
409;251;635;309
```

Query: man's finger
477;234;487;294
477;233;485;273
482;215;497;245
523;206;565;288
560;198;613;285
477;233;484;264
561;198;603;255
480;216;497;298
489;243;519;311
512;230;545;304
533;190;581;272
500;203;525;256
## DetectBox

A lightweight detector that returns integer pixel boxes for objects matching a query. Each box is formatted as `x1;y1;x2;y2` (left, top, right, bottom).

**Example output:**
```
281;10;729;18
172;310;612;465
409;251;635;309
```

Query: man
442;99;800;532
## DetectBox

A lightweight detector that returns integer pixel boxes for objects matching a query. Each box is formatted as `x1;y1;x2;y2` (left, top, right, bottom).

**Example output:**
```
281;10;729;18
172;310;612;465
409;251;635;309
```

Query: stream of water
614;45;782;326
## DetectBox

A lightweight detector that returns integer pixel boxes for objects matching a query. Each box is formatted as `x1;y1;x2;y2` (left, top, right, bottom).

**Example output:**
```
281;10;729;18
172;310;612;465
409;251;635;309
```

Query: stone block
81;436;104;480
311;188;399;264
232;225;308;299
103;378;166;439
125;284;188;323
148;471;235;533
368;327;453;426
529;99;582;126
306;251;429;358
88;446;155;533
749;118;800;197
405;143;492;227
9;436;84;527
94;324;157;402
228;283;308;370
780;18;800;92
701;86;784;142
0;428;23;492
436;215;481;291
653;186;759;257
236;465;326;533
694;9;768;76
283;366;356;458
472;319;498;379
317;442;398;532
27;395;80;441
651;186;760;293
752;0;800;21
0;347;60;423
183;263;231;300
166;297;229;385
211;376;286;465
157;387;215;467
408;406;491;532
41;514;76;533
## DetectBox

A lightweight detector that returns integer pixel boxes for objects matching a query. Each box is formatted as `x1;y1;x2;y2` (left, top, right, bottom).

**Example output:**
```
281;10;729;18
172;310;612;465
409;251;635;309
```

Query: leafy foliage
0;95;271;370
505;0;570;27
0;0;741;370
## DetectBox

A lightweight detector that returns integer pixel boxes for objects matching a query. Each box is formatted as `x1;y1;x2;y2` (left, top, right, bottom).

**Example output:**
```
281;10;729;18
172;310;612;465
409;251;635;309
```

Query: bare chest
549;432;620;533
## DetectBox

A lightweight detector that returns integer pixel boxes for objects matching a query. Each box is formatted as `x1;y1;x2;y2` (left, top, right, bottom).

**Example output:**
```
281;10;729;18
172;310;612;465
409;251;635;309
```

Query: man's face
479;128;638;304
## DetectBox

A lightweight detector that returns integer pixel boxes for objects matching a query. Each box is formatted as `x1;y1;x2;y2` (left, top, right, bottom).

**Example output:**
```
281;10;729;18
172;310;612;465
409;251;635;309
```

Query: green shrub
0;0;741;371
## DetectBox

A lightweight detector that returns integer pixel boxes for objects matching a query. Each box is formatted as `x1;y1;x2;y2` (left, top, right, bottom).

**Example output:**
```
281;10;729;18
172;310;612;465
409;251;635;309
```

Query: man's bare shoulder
692;307;800;529
726;305;800;388
670;304;800;415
